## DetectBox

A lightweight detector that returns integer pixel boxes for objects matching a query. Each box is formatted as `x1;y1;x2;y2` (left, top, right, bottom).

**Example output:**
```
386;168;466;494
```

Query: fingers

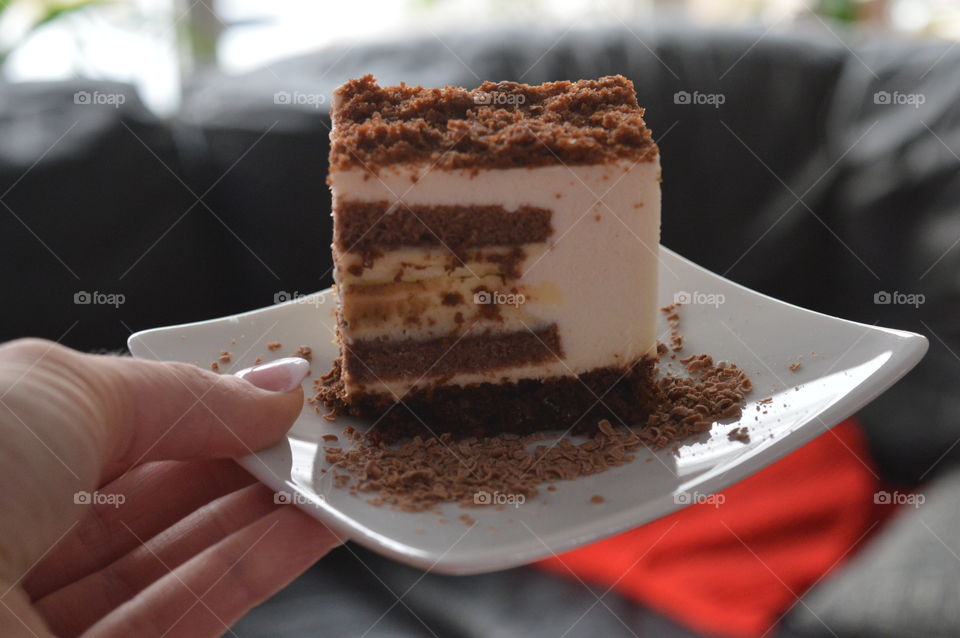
36;482;282;638
0;339;308;587
83;351;311;481
0;584;55;638
82;507;339;638
0;339;319;633
24;459;256;600
0;339;309;485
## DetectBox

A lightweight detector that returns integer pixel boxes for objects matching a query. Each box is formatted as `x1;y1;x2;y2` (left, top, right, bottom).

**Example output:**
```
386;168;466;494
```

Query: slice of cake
318;74;662;438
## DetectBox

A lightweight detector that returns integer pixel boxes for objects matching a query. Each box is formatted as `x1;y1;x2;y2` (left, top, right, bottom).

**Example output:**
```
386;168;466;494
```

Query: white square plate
128;246;926;575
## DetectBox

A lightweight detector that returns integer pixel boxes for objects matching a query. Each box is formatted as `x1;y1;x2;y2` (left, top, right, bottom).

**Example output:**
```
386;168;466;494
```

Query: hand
0;339;340;637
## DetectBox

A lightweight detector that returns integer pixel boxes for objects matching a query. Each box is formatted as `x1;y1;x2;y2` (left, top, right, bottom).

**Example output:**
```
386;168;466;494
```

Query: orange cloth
537;418;881;637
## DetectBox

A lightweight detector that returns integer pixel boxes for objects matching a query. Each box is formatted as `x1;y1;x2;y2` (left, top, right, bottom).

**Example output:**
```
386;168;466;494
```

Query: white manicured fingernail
235;357;309;392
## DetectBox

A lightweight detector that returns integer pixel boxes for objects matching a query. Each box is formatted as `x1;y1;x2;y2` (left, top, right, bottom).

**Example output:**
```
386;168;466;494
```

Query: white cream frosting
330;159;661;396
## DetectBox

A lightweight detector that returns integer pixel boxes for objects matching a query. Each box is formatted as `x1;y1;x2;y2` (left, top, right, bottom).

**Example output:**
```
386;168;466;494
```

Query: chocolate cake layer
337;245;534;283
344;325;562;384
317;356;660;441
334;200;552;254
329;75;658;171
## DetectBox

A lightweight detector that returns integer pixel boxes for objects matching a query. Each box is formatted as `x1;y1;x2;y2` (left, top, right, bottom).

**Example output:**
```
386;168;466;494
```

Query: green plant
0;0;111;66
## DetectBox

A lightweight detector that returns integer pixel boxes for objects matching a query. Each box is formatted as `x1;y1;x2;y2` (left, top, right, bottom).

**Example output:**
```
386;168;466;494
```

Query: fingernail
235;357;310;393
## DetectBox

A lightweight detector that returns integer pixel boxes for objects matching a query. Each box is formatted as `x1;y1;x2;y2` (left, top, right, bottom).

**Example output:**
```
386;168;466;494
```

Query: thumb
0;339;310;484
100;353;311;480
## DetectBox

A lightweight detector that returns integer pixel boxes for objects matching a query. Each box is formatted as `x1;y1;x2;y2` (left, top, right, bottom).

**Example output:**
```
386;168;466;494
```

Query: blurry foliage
0;0;111;65
817;0;859;23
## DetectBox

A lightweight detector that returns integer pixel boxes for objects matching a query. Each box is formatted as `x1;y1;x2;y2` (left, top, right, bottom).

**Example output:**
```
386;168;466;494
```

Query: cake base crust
315;357;660;442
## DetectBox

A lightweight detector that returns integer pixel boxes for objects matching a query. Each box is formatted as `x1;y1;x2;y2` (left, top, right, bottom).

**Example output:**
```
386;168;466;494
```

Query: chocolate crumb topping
330;75;658;172
661;303;684;352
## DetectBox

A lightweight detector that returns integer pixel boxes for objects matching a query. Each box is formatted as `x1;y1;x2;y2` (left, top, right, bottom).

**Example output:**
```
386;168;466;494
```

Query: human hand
0;339;340;637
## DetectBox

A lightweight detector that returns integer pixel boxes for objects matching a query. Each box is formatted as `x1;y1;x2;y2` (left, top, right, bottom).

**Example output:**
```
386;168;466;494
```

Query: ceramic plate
128;246;927;575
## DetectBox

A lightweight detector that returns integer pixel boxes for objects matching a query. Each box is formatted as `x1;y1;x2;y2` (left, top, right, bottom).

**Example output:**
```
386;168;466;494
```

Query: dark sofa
2;23;958;637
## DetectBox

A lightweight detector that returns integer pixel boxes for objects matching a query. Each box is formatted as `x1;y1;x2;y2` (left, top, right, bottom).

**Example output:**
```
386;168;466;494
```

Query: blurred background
2;0;959;114
2;1;960;637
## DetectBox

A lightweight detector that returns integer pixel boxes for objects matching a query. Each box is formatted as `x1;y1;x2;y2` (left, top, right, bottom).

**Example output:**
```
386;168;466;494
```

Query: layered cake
318;74;662;437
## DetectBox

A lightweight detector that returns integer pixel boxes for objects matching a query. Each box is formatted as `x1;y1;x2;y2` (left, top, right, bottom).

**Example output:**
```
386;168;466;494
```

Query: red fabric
537;418;882;637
